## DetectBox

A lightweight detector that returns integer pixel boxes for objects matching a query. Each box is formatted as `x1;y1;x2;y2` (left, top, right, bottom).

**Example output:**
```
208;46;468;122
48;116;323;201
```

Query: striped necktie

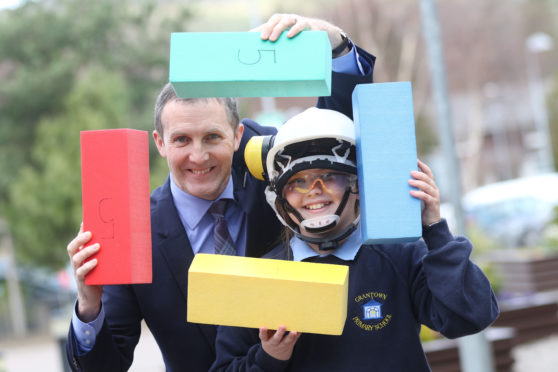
208;199;236;256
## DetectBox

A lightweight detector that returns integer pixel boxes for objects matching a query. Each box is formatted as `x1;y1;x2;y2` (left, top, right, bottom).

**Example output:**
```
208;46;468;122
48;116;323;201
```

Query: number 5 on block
169;31;332;98
80;129;152;285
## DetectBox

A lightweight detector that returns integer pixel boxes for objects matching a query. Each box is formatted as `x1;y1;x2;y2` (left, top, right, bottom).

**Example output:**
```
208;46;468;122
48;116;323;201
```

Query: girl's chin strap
295;216;360;251
284;184;354;233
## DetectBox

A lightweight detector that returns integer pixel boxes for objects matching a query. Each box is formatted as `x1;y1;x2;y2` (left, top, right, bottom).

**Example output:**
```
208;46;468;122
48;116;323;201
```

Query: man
65;13;375;372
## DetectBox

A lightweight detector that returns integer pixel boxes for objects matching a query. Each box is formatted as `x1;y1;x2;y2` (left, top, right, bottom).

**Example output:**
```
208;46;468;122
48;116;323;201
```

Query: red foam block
81;129;152;285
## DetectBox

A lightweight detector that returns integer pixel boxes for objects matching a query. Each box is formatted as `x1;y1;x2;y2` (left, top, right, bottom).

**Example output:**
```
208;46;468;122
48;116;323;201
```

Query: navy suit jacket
66;46;375;372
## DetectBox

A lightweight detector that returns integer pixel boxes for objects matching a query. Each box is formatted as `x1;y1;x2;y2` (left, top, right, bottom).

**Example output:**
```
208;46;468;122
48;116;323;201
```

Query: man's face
153;99;244;201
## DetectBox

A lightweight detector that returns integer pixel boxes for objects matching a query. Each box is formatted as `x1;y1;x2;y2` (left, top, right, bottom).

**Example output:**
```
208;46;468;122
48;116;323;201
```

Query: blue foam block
352;82;421;244
169;31;332;98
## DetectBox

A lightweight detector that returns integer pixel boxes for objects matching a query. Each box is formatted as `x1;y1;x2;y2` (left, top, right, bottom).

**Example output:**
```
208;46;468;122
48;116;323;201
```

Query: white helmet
245;108;359;249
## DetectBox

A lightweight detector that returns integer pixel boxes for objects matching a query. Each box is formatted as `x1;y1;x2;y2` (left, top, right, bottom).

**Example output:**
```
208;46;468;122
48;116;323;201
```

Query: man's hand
409;160;441;227
259;326;301;361
252;13;349;57
67;223;103;322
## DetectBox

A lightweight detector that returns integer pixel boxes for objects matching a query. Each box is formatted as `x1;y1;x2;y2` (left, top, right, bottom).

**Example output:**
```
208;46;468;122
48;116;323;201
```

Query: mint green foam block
352;82;421;244
169;31;332;98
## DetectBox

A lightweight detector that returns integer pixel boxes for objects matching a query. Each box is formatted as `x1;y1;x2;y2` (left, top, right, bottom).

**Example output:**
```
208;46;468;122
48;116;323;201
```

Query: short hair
153;82;240;135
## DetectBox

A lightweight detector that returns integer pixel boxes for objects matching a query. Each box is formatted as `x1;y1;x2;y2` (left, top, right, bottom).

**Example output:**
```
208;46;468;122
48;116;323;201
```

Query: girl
211;108;498;371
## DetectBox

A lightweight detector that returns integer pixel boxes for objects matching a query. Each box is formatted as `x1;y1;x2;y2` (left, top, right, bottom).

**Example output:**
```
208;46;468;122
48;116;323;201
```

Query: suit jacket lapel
151;178;193;302
233;168;282;257
232;169;257;214
151;178;218;351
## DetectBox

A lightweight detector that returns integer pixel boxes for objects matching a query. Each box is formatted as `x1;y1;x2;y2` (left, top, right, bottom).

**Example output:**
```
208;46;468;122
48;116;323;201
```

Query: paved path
0;322;164;372
1;326;557;371
512;334;558;372
0;334;62;372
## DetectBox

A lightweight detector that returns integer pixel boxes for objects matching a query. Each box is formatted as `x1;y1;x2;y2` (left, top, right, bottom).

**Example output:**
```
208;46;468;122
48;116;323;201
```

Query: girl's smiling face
283;168;359;238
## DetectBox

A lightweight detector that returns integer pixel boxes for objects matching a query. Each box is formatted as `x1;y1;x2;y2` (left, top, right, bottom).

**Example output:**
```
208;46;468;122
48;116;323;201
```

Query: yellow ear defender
244;135;274;181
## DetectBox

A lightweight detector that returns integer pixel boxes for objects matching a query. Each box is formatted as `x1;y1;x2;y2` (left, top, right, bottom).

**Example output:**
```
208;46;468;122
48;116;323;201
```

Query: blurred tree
522;0;558;174
324;0;438;155
325;0;558;188
7;68;129;269
0;0;193;270
549;74;558;169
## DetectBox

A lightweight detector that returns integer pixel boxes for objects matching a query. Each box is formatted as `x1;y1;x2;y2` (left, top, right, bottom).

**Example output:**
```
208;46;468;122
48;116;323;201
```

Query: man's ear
153;130;167;158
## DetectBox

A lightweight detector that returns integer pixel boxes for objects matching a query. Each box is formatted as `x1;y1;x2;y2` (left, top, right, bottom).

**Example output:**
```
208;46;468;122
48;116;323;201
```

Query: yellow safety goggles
283;172;354;196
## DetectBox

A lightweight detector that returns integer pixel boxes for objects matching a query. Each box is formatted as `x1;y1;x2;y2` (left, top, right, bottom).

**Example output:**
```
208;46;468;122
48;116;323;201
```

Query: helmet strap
295;214;360;251
299;185;352;233
279;180;358;249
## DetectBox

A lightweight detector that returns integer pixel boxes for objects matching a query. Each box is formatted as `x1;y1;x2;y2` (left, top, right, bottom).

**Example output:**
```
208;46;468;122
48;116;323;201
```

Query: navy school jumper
211;220;499;372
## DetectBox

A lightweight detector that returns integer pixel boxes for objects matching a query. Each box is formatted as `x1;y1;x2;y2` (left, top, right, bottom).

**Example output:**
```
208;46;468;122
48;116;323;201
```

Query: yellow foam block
187;254;349;335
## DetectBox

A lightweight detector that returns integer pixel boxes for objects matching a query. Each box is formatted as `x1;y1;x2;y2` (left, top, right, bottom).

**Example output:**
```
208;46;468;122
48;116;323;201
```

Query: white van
462;173;558;248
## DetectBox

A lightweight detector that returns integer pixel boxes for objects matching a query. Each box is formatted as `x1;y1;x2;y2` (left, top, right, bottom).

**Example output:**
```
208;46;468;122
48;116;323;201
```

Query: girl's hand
409;160;441;226
259;325;301;361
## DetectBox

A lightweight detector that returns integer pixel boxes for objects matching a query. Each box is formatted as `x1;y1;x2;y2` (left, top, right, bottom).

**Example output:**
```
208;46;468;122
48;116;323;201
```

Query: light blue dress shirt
333;41;367;75
170;175;247;256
